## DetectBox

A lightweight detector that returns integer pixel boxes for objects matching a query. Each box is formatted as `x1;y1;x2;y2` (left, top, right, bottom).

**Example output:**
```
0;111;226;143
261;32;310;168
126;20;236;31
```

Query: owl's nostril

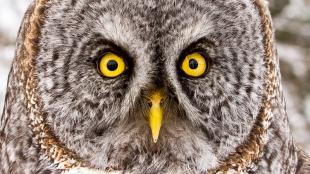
147;101;152;107
159;100;164;106
147;98;164;107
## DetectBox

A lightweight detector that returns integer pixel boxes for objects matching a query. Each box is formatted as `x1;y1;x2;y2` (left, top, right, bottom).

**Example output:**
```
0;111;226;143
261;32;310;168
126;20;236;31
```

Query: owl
0;0;309;173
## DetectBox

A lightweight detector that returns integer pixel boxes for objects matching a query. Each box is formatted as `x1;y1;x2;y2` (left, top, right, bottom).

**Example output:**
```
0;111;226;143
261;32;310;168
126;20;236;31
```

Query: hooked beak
148;90;164;143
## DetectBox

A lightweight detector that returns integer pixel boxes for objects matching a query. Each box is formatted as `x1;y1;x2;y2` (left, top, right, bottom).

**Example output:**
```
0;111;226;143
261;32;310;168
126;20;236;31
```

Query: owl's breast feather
61;168;122;174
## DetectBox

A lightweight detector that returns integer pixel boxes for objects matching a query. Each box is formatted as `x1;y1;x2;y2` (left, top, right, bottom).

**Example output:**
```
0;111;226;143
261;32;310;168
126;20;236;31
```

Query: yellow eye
98;52;126;78
181;52;208;77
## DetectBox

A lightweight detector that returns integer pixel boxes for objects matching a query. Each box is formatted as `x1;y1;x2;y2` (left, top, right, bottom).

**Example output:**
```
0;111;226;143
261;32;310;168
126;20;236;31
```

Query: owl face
36;0;266;172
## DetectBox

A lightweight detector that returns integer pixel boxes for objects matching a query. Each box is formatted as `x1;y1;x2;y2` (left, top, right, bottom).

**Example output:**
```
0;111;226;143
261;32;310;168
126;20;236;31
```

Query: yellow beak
148;90;164;143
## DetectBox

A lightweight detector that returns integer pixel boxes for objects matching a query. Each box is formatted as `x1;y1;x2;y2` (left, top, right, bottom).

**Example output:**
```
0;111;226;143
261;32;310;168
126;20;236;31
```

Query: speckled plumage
0;0;309;174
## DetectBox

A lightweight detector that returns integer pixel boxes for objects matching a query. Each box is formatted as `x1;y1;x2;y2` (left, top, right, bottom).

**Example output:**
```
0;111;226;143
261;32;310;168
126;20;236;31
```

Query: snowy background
0;0;309;154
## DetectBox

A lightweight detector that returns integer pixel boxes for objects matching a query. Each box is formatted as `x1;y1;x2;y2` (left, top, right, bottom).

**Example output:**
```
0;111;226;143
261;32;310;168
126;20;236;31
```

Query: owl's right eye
97;52;127;78
180;52;210;77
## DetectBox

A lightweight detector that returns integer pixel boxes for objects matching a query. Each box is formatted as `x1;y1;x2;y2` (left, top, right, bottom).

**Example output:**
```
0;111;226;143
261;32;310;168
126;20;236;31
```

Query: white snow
283;0;310;20
277;43;308;77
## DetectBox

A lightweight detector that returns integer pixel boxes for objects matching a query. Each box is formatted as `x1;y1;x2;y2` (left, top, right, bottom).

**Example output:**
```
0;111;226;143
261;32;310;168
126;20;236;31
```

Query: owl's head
19;0;276;173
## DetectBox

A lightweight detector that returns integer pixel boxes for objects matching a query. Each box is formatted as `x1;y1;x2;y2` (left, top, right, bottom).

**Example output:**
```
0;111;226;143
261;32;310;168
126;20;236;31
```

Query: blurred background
0;0;309;153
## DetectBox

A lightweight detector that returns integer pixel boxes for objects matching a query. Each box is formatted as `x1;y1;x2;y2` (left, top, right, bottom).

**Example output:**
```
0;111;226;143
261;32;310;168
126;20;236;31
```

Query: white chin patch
61;168;122;174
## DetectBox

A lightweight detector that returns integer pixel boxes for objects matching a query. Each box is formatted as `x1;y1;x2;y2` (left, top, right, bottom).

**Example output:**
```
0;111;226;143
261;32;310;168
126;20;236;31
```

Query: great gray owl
0;0;309;173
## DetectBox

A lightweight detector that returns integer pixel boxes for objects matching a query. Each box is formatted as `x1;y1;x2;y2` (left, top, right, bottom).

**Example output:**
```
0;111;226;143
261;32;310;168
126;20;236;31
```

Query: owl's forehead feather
46;0;262;55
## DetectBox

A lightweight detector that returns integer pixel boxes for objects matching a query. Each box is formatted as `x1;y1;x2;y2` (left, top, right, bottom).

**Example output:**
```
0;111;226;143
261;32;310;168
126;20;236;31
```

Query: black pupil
107;60;118;71
189;59;199;69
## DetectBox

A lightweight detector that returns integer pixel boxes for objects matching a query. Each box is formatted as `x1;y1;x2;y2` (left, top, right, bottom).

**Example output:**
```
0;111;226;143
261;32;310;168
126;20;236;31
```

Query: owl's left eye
97;52;127;78
180;52;209;77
